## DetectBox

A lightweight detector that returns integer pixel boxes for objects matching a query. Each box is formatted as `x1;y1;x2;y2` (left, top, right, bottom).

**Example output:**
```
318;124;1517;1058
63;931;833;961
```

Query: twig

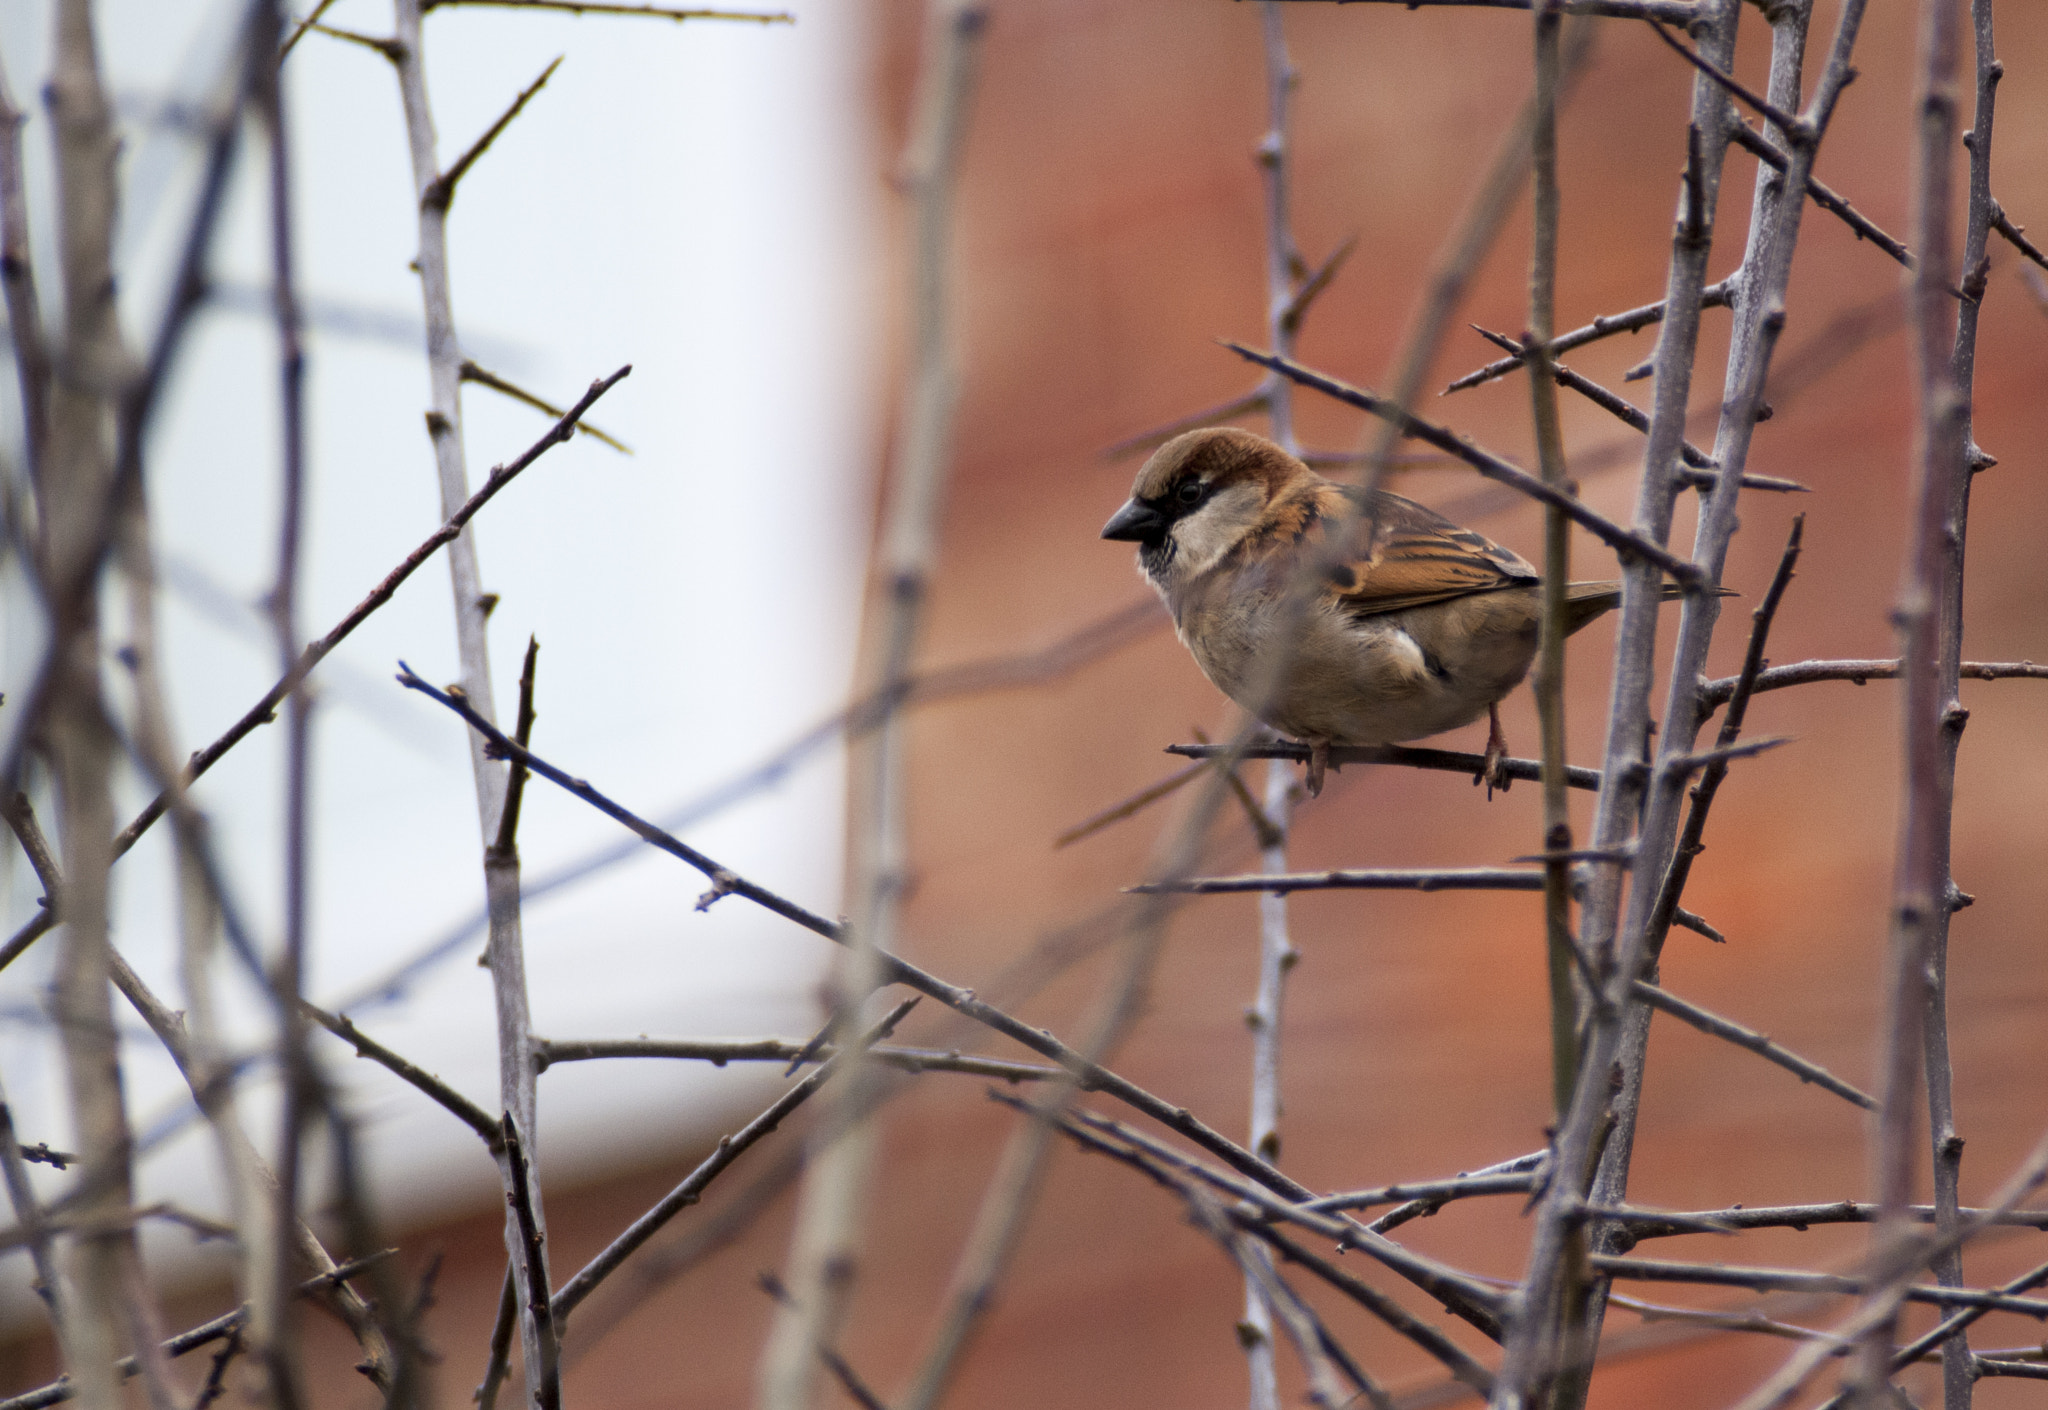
1645;516;1803;960
1226;342;1706;584
1443;279;1734;394
533;1036;1057;1082
110;367;629;861
1133;866;1562;895
1165;738;1601;790
1989;201;2048;273
336;596;1163;1013
1632;981;1873;1109
767;17;984;1399
1643;18;1806;140
422;57;563;212
399;666;847;939
462;360;629;452
398;663;1559;1305
1467;325;1714;467
551;999;917;1320
1190;1191;1392;1410
425;0;791;18
498;1116;561;1410
301;1002;502;1147
1727;121;1913;267
1591;1255;2048;1317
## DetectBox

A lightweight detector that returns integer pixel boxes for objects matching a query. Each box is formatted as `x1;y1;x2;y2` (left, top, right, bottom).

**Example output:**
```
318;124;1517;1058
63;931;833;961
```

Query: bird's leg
1304;739;1329;798
1481;703;1512;799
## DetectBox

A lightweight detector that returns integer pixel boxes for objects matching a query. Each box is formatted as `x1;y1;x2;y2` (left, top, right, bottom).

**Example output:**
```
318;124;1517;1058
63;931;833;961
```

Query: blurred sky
0;0;877;1313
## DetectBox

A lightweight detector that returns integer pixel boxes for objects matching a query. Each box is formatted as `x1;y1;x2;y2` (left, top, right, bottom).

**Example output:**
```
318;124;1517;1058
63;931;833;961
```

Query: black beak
1101;498;1166;542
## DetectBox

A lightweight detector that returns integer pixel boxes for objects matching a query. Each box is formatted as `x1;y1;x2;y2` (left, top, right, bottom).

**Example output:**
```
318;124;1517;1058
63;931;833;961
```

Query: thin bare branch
425;0;791;19
1271;0;1696;14
533;1036;1058;1083
551;999;917;1320
423;56;562;212
1633;981;1873;1109
111;366;629;861
1133;866;1558;896
1468;324;1713;467
1989;201;2048;273
1228;342;1706;584
302;1002;502;1147
462;360;629;452
1444;279;1733;394
1166;738;1603;791
1644;18;1806;139
1727;121;1914;267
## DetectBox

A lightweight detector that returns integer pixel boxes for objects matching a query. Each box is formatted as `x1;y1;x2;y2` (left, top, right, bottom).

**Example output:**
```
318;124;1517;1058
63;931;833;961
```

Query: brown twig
1226;342;1706;585
301;1002;502;1148
1468;324;1714;467
1645;515;1803;963
1643;18;1807;140
423;57;563;212
110;367;629;862
425;0;791;18
462;360;630;452
1631;981;1874;1110
1166;738;1601;790
1727;121;1914;267
1989;201;2048;273
1443;278;1734;394
551;998;917;1320
533;1036;1057;1082
498;1116;561;1410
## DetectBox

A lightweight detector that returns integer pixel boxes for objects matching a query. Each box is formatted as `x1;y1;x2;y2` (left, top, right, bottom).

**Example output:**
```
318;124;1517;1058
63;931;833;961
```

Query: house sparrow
1101;426;1669;797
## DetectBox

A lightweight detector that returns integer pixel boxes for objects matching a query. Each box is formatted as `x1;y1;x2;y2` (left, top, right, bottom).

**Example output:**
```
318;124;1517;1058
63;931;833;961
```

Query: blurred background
4;1;2048;1406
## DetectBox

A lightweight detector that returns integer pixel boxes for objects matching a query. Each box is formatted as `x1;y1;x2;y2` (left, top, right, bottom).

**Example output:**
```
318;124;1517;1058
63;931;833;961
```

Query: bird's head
1101;427;1309;591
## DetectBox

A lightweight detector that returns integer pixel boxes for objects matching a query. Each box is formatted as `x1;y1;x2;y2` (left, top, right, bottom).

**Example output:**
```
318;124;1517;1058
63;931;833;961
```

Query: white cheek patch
1165;483;1265;584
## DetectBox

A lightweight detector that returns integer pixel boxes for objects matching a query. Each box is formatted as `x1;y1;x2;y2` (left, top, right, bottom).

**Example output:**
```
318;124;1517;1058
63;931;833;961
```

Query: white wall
0;0;876;1317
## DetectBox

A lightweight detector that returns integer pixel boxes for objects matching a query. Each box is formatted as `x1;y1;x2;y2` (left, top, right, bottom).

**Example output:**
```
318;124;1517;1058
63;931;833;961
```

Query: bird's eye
1175;480;1204;507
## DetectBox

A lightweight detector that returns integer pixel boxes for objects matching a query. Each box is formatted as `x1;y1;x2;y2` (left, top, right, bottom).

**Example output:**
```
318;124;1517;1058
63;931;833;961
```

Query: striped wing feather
1326;486;1537;619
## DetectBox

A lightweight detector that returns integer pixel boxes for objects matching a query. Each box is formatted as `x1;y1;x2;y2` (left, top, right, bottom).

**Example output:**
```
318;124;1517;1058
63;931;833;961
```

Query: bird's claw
1479;704;1512;800
1304;739;1329;798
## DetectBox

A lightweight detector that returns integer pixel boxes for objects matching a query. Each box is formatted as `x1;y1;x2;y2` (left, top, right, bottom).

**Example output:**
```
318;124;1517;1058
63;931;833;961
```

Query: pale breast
1172;580;1544;745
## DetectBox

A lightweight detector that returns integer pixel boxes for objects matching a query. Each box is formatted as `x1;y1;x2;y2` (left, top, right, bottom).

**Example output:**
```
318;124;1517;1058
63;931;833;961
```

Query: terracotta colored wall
11;4;2048;1407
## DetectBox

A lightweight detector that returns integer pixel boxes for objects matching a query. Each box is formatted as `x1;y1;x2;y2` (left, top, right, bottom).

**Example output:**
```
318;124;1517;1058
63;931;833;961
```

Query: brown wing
1325;485;1537;619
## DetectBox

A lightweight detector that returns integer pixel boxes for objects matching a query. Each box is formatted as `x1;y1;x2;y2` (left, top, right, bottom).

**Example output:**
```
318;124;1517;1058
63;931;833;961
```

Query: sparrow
1101;426;1671;797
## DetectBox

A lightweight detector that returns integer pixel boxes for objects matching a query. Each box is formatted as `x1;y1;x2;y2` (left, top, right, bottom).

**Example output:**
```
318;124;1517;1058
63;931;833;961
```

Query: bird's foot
1304;739;1330;798
1479;704;1512;799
